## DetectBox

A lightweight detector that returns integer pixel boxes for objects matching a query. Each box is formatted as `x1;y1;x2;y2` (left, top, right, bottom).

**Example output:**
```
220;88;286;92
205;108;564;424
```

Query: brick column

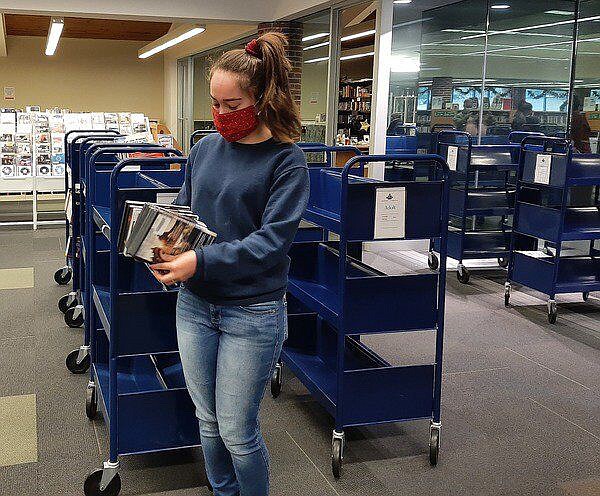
258;21;303;107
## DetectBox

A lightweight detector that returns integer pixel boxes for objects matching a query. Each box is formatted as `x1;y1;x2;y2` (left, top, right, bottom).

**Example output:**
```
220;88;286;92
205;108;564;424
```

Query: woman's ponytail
210;32;302;143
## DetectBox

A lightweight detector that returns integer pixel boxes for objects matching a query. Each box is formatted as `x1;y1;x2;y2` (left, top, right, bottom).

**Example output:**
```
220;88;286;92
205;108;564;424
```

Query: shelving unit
83;149;198;496
337;80;372;137
430;130;528;283
506;137;600;323
271;145;450;478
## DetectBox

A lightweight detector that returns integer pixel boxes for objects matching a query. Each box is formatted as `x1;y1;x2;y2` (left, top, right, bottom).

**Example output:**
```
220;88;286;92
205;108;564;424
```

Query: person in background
570;95;592;153
512;101;539;131
387;112;405;135
150;32;309;496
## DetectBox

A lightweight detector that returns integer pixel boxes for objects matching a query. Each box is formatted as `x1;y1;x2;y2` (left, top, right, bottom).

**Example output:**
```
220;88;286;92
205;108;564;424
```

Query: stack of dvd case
118;201;217;265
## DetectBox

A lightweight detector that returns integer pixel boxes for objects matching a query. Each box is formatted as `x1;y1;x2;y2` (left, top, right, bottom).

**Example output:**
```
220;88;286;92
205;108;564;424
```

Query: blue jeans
176;287;287;496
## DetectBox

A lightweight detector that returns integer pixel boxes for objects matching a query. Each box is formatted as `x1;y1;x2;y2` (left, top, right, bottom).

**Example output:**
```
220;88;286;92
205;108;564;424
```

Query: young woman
150;33;309;496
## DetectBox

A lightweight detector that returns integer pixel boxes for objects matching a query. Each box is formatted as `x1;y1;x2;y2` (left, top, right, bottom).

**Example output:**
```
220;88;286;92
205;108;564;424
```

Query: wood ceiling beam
0;14;7;57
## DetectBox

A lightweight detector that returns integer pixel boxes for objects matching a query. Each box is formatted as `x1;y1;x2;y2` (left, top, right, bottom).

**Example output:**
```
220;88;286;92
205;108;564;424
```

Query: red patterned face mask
212;105;259;142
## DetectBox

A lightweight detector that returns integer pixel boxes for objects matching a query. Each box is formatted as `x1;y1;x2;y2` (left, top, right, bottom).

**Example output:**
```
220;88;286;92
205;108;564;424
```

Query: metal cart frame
505;136;600;323
271;148;450;477
83;151;199;496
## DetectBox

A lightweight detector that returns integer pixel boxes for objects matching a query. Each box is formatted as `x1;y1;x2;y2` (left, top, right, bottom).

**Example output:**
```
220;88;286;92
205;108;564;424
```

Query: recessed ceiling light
491;4;511;9
45;18;64;56
394;0;413;4
138;25;205;58
545;10;573;16
340;29;376;42
302;32;329;42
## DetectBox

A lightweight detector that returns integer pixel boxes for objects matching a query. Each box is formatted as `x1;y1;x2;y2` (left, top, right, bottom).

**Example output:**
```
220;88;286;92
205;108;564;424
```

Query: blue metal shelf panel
307;170;444;241
516;203;600;242
93;356;200;456
288;242;439;333
449;188;515;215
511;252;600;295
443;230;510;260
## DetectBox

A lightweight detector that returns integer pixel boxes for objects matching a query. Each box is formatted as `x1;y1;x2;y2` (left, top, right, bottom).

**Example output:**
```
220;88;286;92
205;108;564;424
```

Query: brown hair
210;32;301;143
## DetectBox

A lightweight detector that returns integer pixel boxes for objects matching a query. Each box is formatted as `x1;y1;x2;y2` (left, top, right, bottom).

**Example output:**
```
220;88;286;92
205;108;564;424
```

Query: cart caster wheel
498;257;509;269
86;384;98;420
504;283;511;307
84;469;121;496
429;424;440;466
457;265;470;284
548;300;557;324
58;292;77;314
270;362;282;398
332;438;343;479
428;252;439;271
54;266;72;285
65;306;84;328
66;349;90;374
583;292;590;302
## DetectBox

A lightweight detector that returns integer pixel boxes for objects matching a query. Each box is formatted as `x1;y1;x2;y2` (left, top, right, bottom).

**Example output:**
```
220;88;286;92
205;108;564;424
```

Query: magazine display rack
505;137;600;323
431;130;539;283
64;142;181;375
83;150;199;496
271;148;450;478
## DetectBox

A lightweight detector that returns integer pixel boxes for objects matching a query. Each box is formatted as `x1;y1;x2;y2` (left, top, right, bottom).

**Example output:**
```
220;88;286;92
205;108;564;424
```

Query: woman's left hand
150;250;198;285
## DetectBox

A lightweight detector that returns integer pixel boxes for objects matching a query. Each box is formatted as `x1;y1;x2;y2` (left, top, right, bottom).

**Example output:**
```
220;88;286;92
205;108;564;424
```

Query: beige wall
0;35;164;120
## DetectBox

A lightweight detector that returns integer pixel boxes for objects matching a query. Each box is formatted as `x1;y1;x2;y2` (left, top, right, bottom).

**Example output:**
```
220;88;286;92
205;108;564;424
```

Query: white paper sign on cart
534;154;552;185
446;145;459;171
373;187;406;239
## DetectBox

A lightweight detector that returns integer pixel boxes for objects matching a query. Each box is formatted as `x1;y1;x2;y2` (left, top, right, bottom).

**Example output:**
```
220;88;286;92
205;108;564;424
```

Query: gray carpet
0;227;598;496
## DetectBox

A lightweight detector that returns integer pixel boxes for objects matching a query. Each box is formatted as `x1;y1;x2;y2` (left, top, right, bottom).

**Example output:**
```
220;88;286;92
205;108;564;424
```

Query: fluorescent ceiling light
341;29;376;42
305;56;329;64
391;54;420;72
491;4;511;9
138;24;205;59
340;51;375;61
394;0;412;4
545;10;573;16
45;17;64;56
303;41;329;51
302;32;329;42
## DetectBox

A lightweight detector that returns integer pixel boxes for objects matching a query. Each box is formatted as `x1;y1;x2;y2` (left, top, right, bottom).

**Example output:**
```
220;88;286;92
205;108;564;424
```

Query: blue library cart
271;151;450;477
505;136;600;323
432;130;532;283
55;130;119;314
64;141;181;373
83;150;199;496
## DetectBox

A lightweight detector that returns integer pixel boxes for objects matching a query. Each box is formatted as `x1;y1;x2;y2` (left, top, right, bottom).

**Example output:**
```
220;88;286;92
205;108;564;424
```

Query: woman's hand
150;250;198;286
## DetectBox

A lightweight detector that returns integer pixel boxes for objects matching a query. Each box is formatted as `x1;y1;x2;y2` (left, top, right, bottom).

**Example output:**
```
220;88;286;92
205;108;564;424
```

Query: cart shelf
92;354;199;456
282;314;435;427
515;204;600;242
288;242;439;333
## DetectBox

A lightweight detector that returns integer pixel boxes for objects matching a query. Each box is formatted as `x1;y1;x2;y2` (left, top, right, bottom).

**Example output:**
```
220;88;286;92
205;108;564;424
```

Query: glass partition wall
388;0;597;149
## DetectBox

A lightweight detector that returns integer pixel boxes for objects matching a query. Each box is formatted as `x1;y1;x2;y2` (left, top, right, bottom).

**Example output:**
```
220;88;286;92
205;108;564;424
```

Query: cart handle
436;130;471;148
520;136;571;154
190;129;218;148
508;131;544;144
87;146;183;172
341;153;450;182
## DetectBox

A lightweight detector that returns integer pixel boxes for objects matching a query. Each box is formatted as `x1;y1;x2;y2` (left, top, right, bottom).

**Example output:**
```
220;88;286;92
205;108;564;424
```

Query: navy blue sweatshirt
175;133;309;305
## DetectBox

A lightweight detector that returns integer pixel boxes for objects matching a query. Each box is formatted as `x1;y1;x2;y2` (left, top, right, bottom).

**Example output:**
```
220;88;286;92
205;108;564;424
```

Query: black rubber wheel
54;267;72;285
270;363;282;398
86;385;98;420
498;257;509;269
66;349;90;374
332;438;343;479
548;302;557;324
65;306;84;328
429;428;440;466
504;292;510;307
428;252;439;271
457;267;470;284
58;293;77;314
84;469;121;496
583;292;590;302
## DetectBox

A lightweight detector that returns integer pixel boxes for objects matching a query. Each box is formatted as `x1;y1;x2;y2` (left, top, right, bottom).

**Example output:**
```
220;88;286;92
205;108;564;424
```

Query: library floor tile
0;267;34;289
0;394;38;467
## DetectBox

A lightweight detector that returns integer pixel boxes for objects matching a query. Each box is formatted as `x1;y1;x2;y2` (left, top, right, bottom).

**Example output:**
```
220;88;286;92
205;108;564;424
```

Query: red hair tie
245;39;261;58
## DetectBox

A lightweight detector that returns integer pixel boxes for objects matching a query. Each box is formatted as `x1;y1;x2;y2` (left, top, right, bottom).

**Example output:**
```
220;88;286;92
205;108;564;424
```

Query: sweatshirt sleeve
191;156;309;284
174;144;198;206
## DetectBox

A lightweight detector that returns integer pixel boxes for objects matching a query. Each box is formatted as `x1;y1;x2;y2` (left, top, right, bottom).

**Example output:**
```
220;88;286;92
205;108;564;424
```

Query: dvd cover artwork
37;164;52;176
1;163;16;178
52;164;65;176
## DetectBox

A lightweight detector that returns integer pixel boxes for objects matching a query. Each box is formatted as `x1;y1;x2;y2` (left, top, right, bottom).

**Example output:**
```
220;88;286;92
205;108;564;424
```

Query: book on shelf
119;201;217;266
